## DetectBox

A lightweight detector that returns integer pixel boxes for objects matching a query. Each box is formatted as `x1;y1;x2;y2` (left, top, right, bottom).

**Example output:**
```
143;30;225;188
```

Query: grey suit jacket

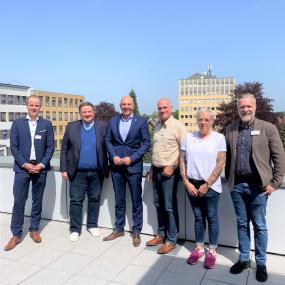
225;118;285;190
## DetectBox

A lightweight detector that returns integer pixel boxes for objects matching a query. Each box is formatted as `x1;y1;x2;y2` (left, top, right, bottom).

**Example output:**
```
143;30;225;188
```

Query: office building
178;66;236;131
0;83;32;156
32;90;85;150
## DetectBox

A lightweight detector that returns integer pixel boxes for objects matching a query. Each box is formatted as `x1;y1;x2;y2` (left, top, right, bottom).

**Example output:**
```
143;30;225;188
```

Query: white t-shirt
181;131;226;193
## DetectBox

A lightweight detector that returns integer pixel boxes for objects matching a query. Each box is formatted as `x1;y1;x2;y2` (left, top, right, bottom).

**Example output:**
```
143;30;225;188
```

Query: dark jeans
69;170;103;233
111;171;143;234
152;166;179;244
231;183;268;266
188;188;220;248
11;172;47;237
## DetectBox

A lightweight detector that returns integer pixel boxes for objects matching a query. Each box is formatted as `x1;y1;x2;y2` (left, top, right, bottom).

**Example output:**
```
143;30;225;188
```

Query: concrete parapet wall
1;157;284;255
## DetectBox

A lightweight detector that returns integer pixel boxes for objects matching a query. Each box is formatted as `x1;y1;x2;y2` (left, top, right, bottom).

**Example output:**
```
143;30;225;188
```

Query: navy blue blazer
10;117;55;173
60;120;109;180
105;115;151;174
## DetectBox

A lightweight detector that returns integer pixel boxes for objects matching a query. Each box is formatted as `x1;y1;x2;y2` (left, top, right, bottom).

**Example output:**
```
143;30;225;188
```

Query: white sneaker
88;228;100;237
70;232;79;242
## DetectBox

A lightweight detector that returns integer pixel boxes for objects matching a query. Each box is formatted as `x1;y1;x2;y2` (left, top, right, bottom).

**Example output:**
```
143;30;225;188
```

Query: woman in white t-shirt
180;109;226;269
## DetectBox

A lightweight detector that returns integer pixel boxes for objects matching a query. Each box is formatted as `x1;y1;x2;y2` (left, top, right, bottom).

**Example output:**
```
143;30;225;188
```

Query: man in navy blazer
103;96;150;247
60;101;109;242
5;95;55;251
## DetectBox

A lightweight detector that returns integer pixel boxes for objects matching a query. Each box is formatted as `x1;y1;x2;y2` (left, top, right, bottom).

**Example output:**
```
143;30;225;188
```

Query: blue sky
0;0;284;113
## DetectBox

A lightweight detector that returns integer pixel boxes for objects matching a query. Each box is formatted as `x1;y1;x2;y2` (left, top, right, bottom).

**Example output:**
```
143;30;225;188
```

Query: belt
29;160;37;165
188;178;205;188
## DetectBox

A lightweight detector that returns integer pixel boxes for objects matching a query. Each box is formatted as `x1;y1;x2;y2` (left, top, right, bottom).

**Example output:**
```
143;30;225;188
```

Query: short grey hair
237;93;256;105
195;108;214;121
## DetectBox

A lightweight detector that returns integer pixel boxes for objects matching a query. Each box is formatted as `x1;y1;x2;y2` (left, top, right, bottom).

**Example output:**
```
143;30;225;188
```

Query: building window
180;115;184;118
0;130;9;139
15;112;21;119
64;112;68;121
69;99;73;107
75;99;78;108
70;113;74;121
59;125;63;135
185;123;188;126
59;112;62;121
15;96;21;105
45;112;50;120
39;111;43;118
52;97;56;107
8;95;13;104
75;112;79;119
0;94;7;104
0;112;6;121
58;98;62;107
46;97;50;107
53;126;57;135
8;113;14;121
64;98;68;107
52;112;56;121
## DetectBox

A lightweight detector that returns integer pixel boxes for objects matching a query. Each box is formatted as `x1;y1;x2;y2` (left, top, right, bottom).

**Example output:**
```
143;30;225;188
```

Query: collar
159;115;174;127
82;120;95;128
26;115;39;121
121;113;134;122
239;119;255;130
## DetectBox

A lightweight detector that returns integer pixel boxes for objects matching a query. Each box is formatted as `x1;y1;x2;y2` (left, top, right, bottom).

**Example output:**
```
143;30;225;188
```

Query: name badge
251;130;260;136
35;135;42;139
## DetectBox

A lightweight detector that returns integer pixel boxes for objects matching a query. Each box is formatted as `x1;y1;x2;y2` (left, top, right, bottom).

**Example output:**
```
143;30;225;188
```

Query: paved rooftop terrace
0;213;284;285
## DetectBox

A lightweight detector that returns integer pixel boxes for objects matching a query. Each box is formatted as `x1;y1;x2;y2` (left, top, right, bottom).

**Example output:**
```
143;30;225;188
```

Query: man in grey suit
225;93;285;282
60;101;109;242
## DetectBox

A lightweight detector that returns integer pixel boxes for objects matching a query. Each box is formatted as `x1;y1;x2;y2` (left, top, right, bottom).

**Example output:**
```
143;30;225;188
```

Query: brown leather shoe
103;230;124;241
146;235;164;246
157;242;176;254
29;231;42;243
4;236;22;251
132;234;141;247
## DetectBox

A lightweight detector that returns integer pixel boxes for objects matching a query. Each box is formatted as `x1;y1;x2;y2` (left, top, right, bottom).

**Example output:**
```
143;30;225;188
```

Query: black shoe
256;265;268;282
230;260;251;274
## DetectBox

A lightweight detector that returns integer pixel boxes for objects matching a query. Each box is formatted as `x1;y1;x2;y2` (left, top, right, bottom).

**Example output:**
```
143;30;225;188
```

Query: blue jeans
111;171;143;234
231;183;268;266
188;188;220;248
11;172;47;237
69;170;103;233
152;167;179;244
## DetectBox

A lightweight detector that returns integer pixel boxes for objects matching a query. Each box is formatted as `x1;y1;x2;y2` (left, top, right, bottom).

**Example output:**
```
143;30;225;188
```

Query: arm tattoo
179;150;187;179
207;151;226;185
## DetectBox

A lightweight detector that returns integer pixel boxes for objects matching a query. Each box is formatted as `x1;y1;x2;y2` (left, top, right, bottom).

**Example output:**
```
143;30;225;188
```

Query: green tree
143;125;154;163
173;109;179;119
129;89;140;115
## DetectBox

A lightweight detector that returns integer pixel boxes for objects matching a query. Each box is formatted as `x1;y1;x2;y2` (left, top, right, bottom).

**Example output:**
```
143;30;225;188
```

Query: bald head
157;97;173;122
120;96;134;119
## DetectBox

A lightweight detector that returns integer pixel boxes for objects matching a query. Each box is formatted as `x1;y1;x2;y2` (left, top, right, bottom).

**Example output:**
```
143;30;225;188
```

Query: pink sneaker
204;252;216;269
187;248;205;265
